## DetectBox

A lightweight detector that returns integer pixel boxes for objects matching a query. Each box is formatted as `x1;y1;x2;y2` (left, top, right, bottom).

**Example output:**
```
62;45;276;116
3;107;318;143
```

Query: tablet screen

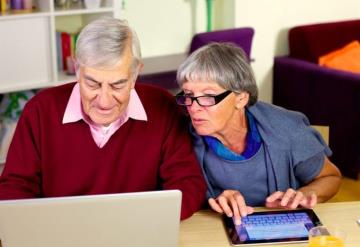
223;209;322;245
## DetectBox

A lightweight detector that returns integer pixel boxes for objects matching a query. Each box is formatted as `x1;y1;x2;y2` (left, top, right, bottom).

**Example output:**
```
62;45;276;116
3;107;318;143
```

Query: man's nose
97;88;113;108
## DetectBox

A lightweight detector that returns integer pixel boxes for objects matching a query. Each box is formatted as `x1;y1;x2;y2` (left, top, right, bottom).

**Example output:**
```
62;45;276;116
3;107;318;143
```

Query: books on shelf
61;32;71;71
1;0;35;13
56;31;79;75
0;0;10;12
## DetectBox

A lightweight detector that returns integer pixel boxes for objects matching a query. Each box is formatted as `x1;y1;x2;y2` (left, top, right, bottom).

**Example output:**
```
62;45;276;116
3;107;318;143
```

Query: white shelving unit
0;0;115;94
0;0;115;164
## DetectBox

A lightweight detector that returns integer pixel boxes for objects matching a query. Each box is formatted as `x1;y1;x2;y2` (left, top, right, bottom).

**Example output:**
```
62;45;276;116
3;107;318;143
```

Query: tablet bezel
223;209;322;246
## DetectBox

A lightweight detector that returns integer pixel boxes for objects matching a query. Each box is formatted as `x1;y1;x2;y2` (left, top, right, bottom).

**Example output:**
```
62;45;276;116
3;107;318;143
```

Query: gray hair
75;17;141;74
177;42;258;105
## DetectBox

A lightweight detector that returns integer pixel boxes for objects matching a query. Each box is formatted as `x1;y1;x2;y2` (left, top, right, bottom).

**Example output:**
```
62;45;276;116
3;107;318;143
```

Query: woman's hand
265;188;317;209
208;190;254;225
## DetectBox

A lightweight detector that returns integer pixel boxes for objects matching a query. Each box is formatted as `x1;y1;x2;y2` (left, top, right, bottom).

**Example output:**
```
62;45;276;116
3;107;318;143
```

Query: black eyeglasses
175;90;232;107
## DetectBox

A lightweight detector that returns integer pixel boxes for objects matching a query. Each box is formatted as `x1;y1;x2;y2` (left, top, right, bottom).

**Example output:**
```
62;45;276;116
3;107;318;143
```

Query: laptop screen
0;190;181;247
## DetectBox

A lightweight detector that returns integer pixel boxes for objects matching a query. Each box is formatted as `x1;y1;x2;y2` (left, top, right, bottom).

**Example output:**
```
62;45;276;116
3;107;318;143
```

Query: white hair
75;17;141;74
177;42;258;105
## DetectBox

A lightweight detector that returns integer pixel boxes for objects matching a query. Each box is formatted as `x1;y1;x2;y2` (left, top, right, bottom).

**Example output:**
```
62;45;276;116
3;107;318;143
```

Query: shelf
0;1;115;94
54;7;114;16
0;10;50;20
57;71;76;84
0;78;77;94
0;81;53;94
0;0;116;167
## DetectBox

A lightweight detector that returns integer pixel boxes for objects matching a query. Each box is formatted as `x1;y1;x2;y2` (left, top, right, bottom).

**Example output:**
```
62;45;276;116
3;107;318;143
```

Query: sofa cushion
319;40;360;73
189;27;254;61
289;19;360;63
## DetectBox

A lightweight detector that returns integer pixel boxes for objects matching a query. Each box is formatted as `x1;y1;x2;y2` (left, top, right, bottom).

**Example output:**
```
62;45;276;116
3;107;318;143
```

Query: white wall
234;0;360;102
116;0;207;57
115;0;360;102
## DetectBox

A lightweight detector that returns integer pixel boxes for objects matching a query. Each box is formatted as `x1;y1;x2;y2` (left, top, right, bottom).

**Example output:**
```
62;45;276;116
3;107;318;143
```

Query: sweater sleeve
158;99;207;220
0;100;42;199
290;113;332;185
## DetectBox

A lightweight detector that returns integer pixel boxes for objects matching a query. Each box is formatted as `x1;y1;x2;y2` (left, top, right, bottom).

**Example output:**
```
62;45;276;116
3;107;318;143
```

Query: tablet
223;209;322;246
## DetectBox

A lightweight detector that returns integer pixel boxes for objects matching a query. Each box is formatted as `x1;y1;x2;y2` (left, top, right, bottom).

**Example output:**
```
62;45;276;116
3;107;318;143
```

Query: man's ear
131;63;143;88
235;92;250;109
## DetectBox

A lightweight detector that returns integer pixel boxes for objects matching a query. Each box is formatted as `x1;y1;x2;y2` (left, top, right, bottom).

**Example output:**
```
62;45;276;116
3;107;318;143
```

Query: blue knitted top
191;101;332;206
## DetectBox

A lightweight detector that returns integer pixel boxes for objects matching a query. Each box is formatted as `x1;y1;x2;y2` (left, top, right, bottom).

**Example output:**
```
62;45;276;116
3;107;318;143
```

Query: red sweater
0;82;206;220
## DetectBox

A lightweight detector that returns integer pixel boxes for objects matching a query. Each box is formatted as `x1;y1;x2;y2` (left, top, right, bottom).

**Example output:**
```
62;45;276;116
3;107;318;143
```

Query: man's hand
265;189;317;209
208;190;254;225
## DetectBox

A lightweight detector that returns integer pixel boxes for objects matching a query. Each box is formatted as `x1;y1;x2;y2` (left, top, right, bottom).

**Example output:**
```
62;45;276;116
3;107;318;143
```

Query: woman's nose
187;99;202;112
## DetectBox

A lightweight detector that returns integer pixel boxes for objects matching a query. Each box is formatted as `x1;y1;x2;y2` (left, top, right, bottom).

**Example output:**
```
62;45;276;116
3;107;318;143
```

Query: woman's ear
235;92;250;109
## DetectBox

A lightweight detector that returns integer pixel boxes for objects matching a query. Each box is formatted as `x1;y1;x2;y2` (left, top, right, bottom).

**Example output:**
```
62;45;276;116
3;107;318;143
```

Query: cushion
289;19;360;63
189;28;254;61
318;40;360;73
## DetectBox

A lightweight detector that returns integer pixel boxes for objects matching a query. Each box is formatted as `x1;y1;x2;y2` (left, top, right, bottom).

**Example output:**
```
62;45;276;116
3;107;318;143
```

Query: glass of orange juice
308;226;346;247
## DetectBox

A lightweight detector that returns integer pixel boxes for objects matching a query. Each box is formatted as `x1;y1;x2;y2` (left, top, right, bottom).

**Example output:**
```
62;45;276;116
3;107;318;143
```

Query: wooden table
180;201;360;247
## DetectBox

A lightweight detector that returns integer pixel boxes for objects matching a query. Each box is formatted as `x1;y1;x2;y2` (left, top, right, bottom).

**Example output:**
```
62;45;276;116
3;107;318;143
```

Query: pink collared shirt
62;83;147;148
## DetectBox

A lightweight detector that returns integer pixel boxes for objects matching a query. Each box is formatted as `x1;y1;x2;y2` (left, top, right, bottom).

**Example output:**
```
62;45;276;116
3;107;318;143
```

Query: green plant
0;91;34;120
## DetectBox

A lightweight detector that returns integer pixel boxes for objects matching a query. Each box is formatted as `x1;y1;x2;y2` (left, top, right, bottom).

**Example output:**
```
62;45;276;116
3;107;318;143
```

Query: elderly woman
175;43;341;225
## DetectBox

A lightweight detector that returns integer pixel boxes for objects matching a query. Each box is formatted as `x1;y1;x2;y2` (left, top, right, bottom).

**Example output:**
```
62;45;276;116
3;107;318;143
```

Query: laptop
0;190;182;247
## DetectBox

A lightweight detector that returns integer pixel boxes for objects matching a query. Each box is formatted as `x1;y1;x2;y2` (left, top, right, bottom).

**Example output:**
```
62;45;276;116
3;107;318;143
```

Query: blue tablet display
223;209;322;245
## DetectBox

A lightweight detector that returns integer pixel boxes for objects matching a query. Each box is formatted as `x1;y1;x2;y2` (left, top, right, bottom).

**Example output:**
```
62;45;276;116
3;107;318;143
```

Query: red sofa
273;19;360;178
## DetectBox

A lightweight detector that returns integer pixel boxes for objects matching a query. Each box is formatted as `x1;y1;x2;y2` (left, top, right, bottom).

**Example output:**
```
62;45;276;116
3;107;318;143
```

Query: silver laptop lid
0;190;182;247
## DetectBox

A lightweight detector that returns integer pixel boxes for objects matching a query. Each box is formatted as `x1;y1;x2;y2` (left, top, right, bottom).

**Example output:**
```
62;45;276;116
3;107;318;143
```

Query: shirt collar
62;83;147;124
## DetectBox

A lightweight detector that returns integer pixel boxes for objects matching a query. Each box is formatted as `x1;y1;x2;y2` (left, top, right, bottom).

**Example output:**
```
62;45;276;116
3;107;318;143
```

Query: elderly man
0;18;206;220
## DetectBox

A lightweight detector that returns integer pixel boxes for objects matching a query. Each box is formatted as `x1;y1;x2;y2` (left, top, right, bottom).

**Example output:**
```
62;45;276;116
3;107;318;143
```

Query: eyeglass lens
176;90;232;106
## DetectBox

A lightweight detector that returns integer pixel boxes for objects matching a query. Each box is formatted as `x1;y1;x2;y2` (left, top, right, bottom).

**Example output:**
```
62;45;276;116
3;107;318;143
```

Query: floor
329;177;360;202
